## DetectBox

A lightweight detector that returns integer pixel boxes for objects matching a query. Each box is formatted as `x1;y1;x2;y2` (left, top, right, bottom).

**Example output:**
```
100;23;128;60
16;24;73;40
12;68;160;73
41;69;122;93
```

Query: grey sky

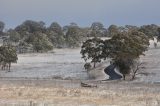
0;0;160;29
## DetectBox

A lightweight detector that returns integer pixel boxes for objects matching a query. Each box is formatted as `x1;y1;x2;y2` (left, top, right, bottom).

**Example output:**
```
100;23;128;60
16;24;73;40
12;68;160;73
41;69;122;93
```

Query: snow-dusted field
137;40;160;83
0;48;89;80
0;40;160;83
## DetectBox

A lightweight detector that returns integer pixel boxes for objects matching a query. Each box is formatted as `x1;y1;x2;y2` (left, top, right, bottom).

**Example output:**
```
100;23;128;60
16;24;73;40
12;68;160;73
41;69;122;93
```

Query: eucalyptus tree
0;21;5;34
15;20;54;52
7;29;21;43
47;22;65;48
65;23;84;48
103;30;149;80
157;27;160;42
108;25;119;37
15;20;46;33
90;22;106;37
125;25;139;31
0;45;18;71
139;24;159;40
80;37;104;68
25;32;53;52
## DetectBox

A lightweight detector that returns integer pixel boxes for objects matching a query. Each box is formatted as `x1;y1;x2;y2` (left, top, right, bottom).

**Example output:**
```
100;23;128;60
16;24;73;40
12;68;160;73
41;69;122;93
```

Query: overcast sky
0;0;160;29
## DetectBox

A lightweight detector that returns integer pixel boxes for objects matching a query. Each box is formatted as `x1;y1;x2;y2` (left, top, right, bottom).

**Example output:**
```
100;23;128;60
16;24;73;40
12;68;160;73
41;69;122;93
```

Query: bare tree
131;60;143;80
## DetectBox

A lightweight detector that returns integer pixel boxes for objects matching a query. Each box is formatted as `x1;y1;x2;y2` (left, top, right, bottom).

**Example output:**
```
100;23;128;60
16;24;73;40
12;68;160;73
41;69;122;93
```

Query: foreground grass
0;79;160;106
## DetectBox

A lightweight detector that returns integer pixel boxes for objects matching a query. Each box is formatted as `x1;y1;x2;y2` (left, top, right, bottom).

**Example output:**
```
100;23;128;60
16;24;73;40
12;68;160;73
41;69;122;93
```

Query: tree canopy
0;45;18;71
81;37;104;68
81;30;149;80
103;30;149;79
0;21;5;32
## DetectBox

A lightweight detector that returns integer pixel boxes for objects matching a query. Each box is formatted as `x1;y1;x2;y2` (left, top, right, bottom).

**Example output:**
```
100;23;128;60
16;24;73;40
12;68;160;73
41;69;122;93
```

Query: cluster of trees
81;30;150;80
108;24;160;40
0;20;160;53
0;21;108;53
0;45;18;71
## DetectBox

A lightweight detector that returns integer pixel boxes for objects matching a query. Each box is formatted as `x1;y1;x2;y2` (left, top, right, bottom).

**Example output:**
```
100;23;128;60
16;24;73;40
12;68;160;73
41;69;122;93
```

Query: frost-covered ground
0;40;160;83
137;40;160;83
0;48;89;80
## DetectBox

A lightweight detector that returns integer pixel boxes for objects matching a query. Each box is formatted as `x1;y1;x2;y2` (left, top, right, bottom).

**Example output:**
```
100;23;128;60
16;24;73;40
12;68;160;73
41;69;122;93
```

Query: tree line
1;21;105;53
1;21;160;53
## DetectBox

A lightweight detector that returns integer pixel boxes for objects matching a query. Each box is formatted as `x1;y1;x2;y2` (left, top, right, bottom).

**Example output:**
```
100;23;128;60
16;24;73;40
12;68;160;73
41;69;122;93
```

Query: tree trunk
131;63;141;80
132;74;135;80
2;62;6;70
131;72;136;80
8;62;11;72
93;62;96;68
123;74;125;80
